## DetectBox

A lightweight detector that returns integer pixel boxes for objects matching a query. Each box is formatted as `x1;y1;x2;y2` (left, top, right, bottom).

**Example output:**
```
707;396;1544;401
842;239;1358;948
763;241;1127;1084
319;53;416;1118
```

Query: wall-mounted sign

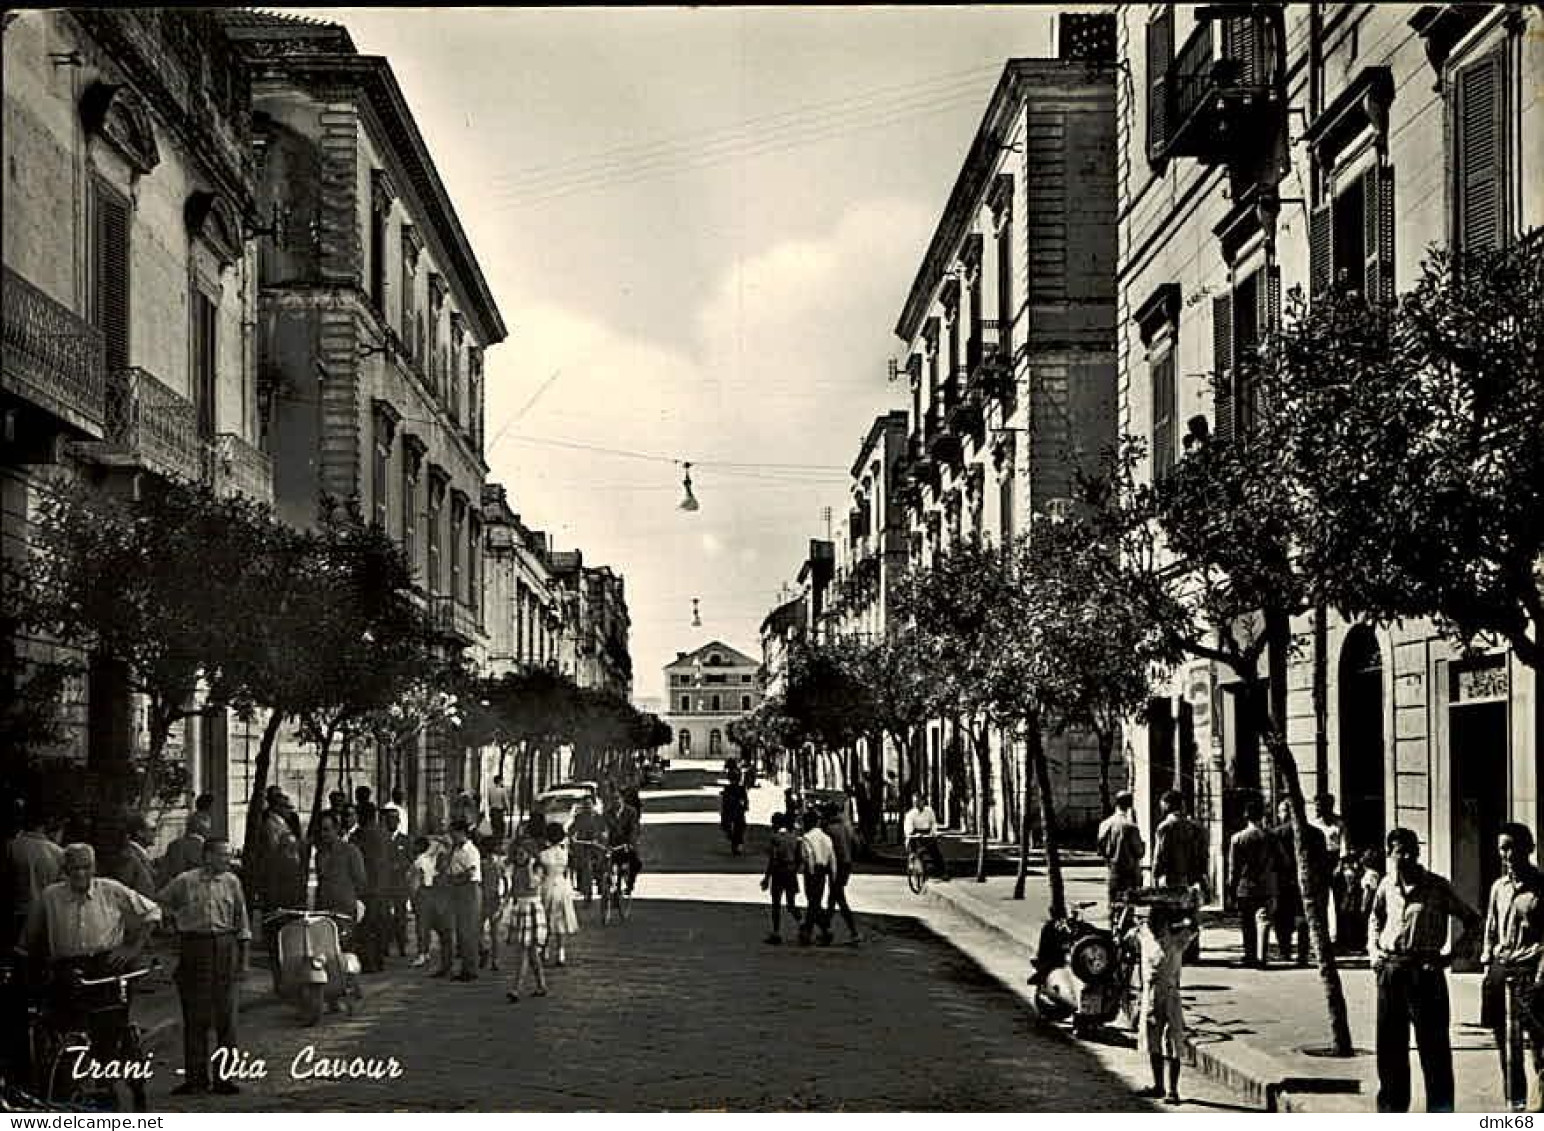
1452;659;1508;705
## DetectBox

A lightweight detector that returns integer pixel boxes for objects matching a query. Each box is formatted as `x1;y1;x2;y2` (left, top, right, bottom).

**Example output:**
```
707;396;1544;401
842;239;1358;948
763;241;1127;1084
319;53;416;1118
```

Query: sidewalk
899;833;1508;1113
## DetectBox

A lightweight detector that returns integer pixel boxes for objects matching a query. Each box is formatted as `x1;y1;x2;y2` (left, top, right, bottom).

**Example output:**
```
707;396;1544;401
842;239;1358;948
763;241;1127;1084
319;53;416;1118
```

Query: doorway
1146;697;1176;836
1338;626;1386;856
1450;681;1509;909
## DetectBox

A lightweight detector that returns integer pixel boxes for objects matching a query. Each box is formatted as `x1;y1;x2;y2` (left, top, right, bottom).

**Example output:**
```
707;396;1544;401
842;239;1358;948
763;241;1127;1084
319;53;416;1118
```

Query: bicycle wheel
617;877;632;923
600;870;614;927
906;853;927;895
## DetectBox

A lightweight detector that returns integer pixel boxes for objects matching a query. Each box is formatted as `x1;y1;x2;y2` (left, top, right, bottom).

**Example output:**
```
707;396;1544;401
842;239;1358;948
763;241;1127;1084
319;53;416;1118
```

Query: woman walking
538;822;581;967
504;836;547;1002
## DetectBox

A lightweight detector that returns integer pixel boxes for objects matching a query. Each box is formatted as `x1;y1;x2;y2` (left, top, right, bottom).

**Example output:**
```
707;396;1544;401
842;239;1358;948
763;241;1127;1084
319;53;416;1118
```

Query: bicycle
33;964;155;1112
905;835;944;894
572;840;632;925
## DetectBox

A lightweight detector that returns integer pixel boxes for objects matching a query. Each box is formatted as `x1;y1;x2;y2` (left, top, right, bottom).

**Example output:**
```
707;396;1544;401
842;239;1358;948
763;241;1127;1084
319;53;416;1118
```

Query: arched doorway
1338;625;1386;856
678;729;691;757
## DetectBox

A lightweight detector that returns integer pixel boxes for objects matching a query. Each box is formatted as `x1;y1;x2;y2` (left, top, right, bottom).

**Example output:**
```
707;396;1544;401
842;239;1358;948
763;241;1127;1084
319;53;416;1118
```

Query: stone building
3;10;270;835
1117;3;1542;904
221;10;508;831
550;550;633;700
663;641;762;763
481;482;560;676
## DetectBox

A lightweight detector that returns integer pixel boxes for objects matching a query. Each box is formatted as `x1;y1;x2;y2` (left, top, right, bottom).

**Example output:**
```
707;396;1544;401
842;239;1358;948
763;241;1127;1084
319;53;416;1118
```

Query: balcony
2;266;107;438
928;423;963;469
948;384;986;447
207;432;273;505
430;594;474;647
903;437;940;494
76;366;203;482
1160;11;1278;164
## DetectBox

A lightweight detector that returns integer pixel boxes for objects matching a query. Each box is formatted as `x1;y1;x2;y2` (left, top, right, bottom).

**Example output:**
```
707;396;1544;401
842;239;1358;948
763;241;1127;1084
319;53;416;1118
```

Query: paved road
148;762;1255;1111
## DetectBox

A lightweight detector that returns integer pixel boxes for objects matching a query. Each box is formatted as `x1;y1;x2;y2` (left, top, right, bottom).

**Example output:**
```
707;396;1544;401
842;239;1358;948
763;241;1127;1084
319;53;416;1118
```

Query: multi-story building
663;642;762;762
828;411;910;645
481;482;560;676
1118;3;1542;904
3;10;270;835
549;550;632;699
888;19;1120;836
223;10;507;829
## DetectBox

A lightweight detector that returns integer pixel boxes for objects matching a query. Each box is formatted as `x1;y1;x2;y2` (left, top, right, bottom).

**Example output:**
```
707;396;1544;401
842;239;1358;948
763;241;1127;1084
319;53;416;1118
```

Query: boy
1137;902;1199;1105
797;810;836;947
759;812;802;944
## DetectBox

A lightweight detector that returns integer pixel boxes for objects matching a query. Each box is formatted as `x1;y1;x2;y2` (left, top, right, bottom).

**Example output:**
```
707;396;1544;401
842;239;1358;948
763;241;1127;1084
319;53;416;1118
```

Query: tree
836;631;934;829
1270;233;1544;672
358;659;470;795
16;477;275;811
894;537;1020;883
781;638;874;789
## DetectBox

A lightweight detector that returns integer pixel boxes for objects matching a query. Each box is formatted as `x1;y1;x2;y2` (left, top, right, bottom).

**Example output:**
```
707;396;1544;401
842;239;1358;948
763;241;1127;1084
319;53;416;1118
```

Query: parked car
533;784;596;828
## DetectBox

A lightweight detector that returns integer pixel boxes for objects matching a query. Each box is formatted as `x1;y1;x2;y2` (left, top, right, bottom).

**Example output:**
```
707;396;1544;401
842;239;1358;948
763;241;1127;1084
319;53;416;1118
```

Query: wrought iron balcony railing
1161;11;1277;163
78;366;203;482
2;265;107;436
208;432;274;505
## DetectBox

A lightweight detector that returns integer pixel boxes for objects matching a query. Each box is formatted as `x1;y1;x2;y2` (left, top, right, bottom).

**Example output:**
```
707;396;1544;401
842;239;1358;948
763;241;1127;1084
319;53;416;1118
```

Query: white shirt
488;785;510;811
448;840;482;884
411;851;440;890
800;828;835;873
903;806;938;838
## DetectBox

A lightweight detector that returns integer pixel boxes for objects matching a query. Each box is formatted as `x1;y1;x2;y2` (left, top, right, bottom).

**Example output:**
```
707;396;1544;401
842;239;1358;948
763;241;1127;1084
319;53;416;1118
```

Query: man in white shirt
487;776;511;841
903;793;948;881
798;811;835;946
445;822;482;982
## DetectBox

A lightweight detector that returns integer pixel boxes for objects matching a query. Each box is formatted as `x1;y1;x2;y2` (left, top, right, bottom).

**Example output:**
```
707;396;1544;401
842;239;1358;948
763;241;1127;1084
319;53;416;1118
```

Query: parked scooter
1028;900;1138;1037
262;909;362;1026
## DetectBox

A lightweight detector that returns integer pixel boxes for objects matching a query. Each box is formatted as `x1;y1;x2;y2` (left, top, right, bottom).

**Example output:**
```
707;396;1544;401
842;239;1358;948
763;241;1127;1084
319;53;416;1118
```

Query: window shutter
1212;293;1234;445
1151;351;1176;480
1224;14;1262;86
1309;202;1333;300
1455;49;1503;256
1361;164;1396;303
93;185;131;372
1257;263;1281;335
1146;8;1174;164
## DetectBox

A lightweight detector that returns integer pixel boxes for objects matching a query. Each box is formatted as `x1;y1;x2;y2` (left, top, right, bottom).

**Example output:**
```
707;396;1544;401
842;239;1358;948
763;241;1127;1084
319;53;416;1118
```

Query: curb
916;879;1362;1113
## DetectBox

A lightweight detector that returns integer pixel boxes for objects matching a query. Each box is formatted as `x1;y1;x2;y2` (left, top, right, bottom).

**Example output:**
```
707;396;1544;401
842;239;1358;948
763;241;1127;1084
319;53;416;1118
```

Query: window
1211;266;1279;443
709;730;723;756
678;729;691;755
1150;350;1177;480
1000;473;1016;546
450;493;465;607
710;694;721;712
91;178;131;372
741;674;752;684
400;258;415;349
679;696;689;713
190;287;217;443
740;695;751;711
1146;6;1175;165
371;424;390;531
1310;166;1394;302
426;473;446;594
1452;45;1508;256
401;436;423;573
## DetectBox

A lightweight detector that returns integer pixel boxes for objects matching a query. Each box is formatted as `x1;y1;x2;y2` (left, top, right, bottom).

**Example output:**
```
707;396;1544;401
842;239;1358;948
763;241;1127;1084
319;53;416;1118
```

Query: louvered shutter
1224;13;1261;85
93;185;131;372
1456;49;1503;256
1258;263;1281;334
1152;350;1176;479
1363;165;1396;303
1212;292;1234;445
1147;8;1174;164
1246;266;1281;435
1309;202;1333;300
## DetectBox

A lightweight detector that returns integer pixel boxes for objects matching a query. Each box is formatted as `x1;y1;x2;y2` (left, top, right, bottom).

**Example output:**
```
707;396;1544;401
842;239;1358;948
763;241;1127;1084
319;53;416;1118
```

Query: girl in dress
504;834;547;1001
538;821;581;966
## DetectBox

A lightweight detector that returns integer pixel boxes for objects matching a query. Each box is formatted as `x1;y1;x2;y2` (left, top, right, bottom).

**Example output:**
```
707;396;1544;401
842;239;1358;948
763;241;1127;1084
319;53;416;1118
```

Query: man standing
1481;823;1544;1112
797;810;835;947
118;814;159;898
5;809;63;950
1270;798;1329;967
1152;791;1207;960
487;776;510;841
1227;797;1277;969
381;806;412;959
312;814;366;920
444;820;482;982
1311;793;1350;945
349;802;390;972
823;803;860;944
160;812;210;889
157;838;249;1096
261;790;303;911
1096;791;1146;923
1368;827;1483;1113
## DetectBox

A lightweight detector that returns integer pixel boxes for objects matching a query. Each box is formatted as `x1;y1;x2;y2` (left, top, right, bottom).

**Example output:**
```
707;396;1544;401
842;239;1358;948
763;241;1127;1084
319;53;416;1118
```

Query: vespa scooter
1028;900;1139;1037
262;909;362;1026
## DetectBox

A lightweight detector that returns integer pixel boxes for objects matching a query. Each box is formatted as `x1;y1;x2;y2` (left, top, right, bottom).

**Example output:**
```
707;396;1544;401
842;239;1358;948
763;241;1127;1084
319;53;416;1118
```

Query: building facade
663;641;763;762
481;482;559;676
1117;3;1543;905
3;10;271;836
886;28;1121;837
828;411;910;645
224;11;508;831
549;550;632;699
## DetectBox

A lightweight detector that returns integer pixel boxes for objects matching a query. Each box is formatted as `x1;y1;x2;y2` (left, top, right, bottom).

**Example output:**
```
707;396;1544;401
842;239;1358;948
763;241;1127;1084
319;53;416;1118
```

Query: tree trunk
1027;710;1067;920
301;727;335;882
242;711;287;868
1094;723;1115;816
1014;727;1035;900
1263;606;1353;1057
973;724;991;883
1312;600;1329;787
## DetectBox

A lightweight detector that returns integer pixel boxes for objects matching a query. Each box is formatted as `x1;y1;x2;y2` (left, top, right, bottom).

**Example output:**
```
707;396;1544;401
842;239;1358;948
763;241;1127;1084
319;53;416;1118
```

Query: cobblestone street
145;764;1252;1112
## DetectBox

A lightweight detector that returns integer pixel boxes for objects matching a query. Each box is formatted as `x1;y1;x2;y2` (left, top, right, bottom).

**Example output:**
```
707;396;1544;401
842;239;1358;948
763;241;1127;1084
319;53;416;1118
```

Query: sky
304;6;1060;700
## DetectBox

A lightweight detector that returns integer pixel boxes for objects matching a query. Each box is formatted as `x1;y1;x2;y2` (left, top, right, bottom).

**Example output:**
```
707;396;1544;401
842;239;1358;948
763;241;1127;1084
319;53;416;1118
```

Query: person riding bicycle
720;771;749;855
903;794;948;881
18;843;161;1105
605;791;642;895
568;797;607;903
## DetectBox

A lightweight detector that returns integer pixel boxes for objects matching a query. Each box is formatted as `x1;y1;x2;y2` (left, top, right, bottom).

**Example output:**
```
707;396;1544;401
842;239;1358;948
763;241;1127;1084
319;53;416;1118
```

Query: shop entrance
1337;626;1386;857
1450;660;1509;908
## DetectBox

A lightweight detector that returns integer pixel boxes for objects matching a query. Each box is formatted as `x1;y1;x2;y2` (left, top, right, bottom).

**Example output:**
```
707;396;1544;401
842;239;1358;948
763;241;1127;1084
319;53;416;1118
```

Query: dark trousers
358;897;388;971
1376;961;1454;1112
176;934;238;1086
382;895;409;956
411;889;435;955
827;865;857;937
450;884;482;976
1271;894;1310;964
800;871;831;942
490;810;506;840
769;872;799;935
1237;896;1270;967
